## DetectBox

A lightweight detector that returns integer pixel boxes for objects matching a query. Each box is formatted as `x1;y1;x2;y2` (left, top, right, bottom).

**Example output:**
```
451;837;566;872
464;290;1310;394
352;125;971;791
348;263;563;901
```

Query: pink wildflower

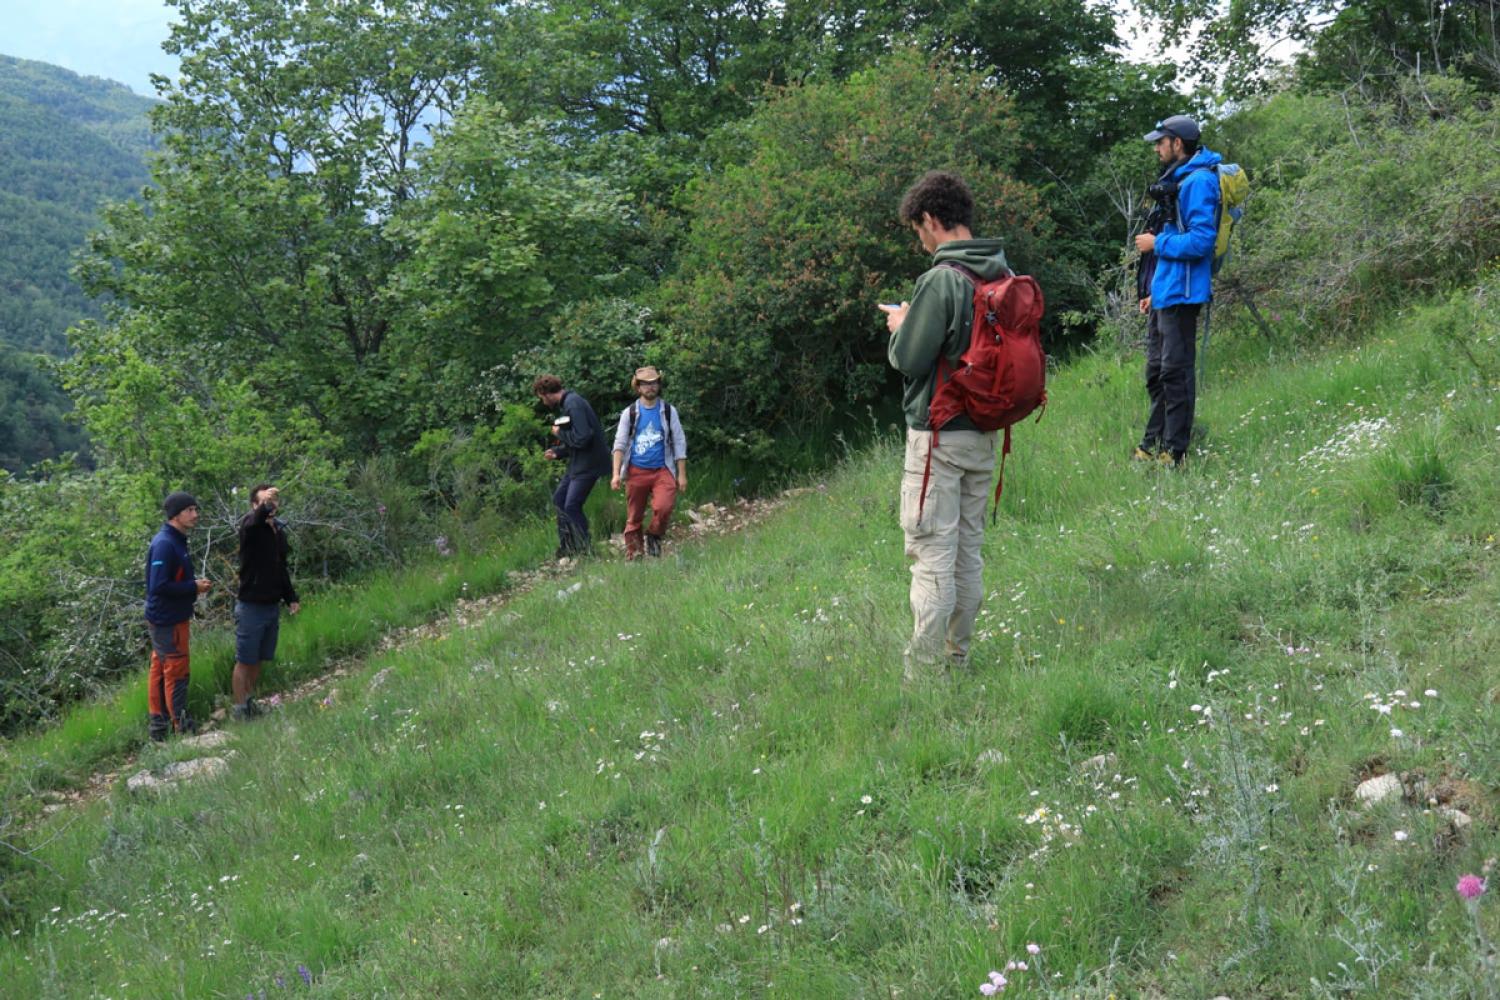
1457;874;1486;900
979;985;998;997
1026;942;1041;955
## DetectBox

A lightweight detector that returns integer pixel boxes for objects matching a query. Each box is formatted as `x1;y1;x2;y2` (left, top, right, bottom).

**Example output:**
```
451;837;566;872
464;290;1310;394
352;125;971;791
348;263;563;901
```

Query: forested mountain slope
0;54;155;355
0;54;154;470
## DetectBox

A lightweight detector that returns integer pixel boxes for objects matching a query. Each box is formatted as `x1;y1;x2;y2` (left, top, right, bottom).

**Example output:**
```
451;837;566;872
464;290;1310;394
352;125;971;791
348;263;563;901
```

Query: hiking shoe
231;699;262;722
645;534;662;558
1159;450;1186;469
174;714;198;737
1131;446;1157;462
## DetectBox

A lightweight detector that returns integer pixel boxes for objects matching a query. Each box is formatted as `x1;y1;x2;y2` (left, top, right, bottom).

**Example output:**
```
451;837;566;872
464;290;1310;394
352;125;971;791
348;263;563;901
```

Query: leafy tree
74;0;629;456
1135;0;1500;96
657;49;1052;460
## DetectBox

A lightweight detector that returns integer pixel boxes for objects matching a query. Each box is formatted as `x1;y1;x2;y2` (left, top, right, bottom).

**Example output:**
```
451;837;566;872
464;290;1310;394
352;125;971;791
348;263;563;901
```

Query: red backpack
916;261;1047;524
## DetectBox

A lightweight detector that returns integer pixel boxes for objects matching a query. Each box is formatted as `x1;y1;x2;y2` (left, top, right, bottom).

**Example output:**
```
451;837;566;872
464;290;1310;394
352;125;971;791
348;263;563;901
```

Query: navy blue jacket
145;524;199;625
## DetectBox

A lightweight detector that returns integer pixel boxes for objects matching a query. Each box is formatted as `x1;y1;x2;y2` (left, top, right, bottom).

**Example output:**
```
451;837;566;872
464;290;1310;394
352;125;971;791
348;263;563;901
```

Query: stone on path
180;730;236;751
126;756;233;793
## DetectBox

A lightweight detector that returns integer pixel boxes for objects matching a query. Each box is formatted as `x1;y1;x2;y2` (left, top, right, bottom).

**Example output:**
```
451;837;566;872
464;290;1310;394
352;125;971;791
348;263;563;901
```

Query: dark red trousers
623;466;678;559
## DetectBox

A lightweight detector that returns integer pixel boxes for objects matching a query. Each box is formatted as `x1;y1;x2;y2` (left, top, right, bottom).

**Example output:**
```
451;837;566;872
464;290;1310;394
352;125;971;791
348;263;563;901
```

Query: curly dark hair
899;171;974;230
532;374;563;396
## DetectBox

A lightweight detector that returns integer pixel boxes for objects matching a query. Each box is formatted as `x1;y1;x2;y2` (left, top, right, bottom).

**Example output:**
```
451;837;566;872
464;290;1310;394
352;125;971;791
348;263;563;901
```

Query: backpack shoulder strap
937;260;981;285
628;401;639;442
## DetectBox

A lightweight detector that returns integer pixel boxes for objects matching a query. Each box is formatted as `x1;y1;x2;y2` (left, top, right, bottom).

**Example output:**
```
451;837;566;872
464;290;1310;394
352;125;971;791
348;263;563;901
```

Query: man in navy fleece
145;491;212;740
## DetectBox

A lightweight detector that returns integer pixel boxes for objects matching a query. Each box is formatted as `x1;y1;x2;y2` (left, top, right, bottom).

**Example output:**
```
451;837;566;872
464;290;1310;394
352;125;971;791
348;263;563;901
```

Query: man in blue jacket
1133;115;1221;467
145;491;212;740
535;374;612;558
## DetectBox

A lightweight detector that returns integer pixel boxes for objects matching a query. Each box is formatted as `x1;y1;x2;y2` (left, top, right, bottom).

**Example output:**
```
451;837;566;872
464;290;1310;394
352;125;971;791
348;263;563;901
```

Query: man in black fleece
233;484;300;720
534;374;612;558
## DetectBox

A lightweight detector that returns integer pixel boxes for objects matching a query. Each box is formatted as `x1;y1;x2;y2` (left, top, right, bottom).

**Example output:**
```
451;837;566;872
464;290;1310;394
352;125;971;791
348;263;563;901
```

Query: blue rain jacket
1151;148;1222;308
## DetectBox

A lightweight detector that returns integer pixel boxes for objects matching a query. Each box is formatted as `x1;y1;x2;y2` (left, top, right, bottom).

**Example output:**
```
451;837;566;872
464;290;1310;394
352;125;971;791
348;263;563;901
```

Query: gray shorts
234;600;281;665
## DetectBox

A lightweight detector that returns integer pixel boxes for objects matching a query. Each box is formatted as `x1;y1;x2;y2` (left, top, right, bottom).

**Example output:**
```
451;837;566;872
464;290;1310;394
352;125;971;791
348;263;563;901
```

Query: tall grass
2;290;1498;996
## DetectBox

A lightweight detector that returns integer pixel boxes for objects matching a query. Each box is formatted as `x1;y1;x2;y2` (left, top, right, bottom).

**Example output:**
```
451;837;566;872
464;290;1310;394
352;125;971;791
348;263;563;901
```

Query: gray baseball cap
1144;115;1201;142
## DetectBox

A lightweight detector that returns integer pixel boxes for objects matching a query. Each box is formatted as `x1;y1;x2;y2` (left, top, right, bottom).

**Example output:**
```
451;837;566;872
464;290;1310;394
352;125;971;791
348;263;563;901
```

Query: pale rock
180;730;235;751
975;749;1007;768
1080;752;1118;775
1439;806;1473;831
127;756;232;793
1355;773;1403;807
160;757;231;784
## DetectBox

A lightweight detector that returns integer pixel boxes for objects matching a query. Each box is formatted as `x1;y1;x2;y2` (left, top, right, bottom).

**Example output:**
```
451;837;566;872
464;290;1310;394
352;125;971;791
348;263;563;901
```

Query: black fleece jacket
550;390;612;478
237;503;299;605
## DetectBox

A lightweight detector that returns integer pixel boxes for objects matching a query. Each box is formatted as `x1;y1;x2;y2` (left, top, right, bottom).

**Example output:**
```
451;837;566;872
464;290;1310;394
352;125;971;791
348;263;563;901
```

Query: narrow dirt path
29;487;823;821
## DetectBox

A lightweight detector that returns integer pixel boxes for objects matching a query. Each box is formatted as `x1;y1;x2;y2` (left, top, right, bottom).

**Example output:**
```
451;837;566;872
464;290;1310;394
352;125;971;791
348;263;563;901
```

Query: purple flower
1458;874;1487;900
275;975;285;988
298;964;312;986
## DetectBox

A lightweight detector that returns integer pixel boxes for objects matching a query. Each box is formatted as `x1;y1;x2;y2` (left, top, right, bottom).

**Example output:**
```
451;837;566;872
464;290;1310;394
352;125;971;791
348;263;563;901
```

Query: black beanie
163;491;199;520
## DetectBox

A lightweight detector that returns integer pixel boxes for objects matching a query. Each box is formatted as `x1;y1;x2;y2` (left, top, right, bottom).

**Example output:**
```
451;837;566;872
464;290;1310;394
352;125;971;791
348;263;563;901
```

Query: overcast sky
2;0;1208;100
3;0;179;95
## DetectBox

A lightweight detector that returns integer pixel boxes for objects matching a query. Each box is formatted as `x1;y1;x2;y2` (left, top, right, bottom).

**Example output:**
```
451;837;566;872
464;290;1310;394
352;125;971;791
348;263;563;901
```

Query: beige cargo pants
900;427;996;678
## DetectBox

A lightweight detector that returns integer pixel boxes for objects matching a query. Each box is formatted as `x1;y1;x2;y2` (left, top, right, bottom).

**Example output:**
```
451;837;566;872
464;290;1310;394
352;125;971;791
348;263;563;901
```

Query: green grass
3;291;1500;997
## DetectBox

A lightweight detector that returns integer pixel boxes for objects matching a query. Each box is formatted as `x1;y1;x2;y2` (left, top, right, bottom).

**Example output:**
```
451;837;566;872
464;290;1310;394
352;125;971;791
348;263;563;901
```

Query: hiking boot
148;713;169;743
174;714;198;737
645;534;662;558
1159;450;1186;469
1131;446;1157;462
231;698;262;722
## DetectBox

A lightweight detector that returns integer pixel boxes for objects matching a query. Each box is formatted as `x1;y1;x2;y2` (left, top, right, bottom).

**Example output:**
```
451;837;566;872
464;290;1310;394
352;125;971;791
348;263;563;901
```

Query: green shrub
1228;75;1500;337
656;48;1054;464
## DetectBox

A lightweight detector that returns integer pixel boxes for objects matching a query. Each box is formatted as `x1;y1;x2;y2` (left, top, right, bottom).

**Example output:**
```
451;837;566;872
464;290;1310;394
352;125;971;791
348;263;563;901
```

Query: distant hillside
0;54;156;356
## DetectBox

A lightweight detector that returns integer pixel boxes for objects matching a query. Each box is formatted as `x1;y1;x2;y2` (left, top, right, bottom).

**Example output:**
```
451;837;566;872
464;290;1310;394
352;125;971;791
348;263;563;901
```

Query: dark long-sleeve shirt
237;503;299;605
550;390;612;478
145;523;198;625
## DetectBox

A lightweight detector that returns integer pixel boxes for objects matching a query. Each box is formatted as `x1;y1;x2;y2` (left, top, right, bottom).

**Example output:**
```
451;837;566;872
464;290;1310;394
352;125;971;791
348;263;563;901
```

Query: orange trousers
147;621;192;734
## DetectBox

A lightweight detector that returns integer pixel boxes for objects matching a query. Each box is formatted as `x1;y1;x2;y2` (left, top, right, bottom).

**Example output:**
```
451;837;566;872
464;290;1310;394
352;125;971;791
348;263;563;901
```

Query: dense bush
656;50;1053;461
1217;74;1500;337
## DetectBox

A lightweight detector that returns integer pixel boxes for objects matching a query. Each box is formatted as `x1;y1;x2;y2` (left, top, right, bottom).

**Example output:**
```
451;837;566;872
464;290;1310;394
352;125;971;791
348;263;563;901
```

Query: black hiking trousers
1140;304;1200;460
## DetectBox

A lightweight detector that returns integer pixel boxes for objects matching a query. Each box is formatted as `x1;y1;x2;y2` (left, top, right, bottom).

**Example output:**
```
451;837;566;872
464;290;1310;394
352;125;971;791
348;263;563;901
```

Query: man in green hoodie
881;171;1009;681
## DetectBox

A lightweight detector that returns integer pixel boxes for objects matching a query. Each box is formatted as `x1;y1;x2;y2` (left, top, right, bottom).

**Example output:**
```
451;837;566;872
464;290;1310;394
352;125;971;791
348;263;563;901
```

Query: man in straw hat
610;366;688;559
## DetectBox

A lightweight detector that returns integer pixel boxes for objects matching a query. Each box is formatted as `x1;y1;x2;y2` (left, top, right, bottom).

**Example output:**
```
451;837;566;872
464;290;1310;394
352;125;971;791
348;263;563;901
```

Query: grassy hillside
3;283;1499;996
0;54;155;356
